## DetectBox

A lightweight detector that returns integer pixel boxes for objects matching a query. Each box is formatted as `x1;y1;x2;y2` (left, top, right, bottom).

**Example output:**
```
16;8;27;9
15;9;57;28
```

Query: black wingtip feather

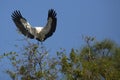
48;9;57;19
11;10;25;21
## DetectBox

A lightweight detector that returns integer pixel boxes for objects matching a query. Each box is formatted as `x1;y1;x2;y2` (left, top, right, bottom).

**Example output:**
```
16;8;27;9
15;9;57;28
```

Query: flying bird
11;9;57;42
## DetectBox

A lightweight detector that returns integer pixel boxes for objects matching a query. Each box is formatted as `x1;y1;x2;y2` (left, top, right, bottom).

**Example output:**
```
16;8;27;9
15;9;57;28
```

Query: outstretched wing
11;10;34;39
41;9;57;41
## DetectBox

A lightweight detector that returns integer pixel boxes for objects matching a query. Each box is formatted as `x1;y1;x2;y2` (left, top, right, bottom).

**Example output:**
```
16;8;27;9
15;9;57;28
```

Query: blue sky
0;0;120;79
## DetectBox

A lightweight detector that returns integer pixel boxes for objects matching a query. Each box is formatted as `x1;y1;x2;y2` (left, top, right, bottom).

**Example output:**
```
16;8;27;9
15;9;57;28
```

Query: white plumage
11;9;57;42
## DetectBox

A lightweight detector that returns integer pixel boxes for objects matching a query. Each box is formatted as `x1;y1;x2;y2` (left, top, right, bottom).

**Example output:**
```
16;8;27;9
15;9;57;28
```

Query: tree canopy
1;36;120;80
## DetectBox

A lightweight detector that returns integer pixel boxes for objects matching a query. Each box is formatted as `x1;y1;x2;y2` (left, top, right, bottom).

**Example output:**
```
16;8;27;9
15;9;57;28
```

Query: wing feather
11;10;34;39
41;9;57;41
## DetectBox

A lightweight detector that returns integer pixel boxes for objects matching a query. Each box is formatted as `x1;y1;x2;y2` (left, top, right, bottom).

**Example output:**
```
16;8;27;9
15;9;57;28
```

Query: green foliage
0;36;120;80
1;42;59;80
56;37;120;80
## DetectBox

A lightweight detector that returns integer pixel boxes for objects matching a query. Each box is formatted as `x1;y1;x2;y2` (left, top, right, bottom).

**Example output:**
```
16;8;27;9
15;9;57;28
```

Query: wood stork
11;9;57;42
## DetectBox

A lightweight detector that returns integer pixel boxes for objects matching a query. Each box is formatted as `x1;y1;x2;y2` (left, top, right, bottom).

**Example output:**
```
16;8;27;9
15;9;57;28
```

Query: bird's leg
36;41;43;49
26;37;31;45
37;41;40;46
40;42;44;49
41;42;43;45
